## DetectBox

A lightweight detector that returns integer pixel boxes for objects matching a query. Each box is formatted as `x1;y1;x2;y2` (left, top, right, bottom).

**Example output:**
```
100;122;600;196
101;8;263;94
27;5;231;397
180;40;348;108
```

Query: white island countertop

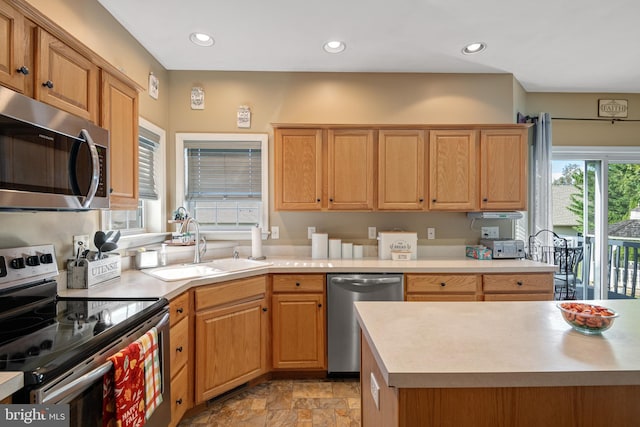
355;299;640;389
0;372;23;401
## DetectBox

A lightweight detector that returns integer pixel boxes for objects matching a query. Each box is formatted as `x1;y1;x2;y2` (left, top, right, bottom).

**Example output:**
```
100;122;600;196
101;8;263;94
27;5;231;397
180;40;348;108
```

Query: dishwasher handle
330;276;402;286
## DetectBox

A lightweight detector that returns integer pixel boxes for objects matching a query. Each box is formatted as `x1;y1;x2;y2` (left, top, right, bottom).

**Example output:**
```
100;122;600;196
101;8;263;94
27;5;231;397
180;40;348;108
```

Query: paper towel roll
329;239;342;259
353;245;363;259
311;233;328;259
251;226;263;258
341;242;353;259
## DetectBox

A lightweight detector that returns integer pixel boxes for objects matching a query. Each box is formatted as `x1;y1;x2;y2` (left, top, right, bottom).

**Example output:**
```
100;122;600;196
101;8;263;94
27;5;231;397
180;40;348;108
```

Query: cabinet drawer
272;274;325;293
407;294;481;302
484;293;554;301
483;273;553;293
195;276;267;311
170;364;189;426
170;316;189;375
170;292;190;326
406;274;480;293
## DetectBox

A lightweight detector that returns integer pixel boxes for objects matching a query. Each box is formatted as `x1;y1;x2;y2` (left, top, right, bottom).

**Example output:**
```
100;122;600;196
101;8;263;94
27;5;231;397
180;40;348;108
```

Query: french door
552;147;640;300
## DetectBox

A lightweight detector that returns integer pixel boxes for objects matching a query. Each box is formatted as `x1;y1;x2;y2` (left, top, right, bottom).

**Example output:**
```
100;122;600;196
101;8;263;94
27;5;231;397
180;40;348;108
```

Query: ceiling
98;0;640;93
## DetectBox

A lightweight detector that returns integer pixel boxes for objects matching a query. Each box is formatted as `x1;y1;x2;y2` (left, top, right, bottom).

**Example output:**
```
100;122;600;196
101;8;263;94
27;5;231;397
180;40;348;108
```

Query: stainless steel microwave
0;86;109;210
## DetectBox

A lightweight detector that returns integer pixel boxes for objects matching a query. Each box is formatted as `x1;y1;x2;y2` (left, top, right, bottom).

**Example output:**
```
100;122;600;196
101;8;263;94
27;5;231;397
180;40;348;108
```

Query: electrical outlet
308;226;316;239
368;226;377;239
73;235;89;258
427;228;435;240
271;226;279;239
370;372;380;409
481;226;499;239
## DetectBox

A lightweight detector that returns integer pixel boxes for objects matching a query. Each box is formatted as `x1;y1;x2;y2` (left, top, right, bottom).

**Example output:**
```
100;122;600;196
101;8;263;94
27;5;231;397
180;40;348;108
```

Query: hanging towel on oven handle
138;326;163;420
103;340;146;427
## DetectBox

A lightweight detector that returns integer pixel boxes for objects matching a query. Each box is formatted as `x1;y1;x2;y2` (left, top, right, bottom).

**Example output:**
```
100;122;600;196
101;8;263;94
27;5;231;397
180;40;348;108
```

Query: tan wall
167;71;516;245
526;93;640;146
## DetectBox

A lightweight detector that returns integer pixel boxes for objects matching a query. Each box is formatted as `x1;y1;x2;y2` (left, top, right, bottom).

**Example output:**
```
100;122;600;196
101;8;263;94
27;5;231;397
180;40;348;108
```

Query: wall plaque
598;99;628;118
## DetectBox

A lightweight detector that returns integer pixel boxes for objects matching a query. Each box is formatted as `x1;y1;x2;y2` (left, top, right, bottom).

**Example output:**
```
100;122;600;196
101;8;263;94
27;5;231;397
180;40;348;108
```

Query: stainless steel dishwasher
327;273;404;374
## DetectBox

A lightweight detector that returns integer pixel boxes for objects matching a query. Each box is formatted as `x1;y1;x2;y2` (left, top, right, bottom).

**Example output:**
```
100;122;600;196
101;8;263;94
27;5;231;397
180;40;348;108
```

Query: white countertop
355;299;640;389
58;256;556;300
0;372;23;401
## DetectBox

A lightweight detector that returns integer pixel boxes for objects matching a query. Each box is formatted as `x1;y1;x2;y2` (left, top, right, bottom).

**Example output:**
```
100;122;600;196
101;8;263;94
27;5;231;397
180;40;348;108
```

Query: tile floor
178;378;361;427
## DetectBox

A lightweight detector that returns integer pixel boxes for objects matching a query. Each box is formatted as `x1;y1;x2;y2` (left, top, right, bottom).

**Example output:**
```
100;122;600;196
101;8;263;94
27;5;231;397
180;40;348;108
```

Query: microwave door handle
79;128;100;209
41;360;113;404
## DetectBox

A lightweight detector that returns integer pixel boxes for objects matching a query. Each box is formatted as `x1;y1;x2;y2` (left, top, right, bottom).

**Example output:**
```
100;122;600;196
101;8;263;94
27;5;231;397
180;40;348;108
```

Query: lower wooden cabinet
482;273;554;301
194;276;269;403
271;274;326;370
169;292;192;427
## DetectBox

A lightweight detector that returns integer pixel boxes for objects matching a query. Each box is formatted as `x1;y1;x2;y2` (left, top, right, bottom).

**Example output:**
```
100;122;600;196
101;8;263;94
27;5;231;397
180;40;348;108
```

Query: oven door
32;308;171;427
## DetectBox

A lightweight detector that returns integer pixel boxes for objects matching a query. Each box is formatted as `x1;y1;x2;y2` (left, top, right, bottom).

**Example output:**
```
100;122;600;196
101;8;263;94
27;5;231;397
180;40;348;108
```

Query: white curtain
529;113;553;243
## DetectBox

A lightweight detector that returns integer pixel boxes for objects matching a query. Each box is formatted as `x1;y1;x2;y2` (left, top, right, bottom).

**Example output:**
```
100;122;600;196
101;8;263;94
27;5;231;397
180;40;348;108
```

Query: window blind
138;128;160;200
186;146;262;200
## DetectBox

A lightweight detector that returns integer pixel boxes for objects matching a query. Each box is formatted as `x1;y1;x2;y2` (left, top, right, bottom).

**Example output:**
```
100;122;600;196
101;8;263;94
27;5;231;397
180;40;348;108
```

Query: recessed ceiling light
462;42;486;55
190;32;214;47
323;40;346;54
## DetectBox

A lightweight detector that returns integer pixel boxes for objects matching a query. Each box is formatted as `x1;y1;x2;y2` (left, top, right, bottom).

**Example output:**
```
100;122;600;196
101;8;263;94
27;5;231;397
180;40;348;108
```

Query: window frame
175;132;269;240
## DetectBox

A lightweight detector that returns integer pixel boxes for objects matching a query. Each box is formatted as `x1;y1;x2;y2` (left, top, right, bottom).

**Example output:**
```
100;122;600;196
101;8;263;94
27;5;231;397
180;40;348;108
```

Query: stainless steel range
0;244;171;427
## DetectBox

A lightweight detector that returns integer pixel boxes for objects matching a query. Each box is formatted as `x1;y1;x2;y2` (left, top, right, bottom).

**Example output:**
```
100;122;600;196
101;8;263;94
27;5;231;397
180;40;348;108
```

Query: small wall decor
148;73;159;99
237;105;251;128
191;87;205;110
598;99;628;118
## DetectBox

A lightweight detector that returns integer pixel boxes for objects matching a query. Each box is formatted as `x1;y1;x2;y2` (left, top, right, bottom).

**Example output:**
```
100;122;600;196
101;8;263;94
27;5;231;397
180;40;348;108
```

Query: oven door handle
41;360;113;404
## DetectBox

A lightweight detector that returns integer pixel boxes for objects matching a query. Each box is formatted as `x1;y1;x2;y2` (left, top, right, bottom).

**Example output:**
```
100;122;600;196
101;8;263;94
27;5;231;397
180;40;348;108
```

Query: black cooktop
0;284;166;386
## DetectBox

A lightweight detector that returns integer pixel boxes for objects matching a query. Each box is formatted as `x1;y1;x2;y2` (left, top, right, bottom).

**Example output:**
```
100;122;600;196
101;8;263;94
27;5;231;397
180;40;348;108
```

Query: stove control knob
40;340;53;350
26;255;40;267
10;257;25;269
39;253;54;264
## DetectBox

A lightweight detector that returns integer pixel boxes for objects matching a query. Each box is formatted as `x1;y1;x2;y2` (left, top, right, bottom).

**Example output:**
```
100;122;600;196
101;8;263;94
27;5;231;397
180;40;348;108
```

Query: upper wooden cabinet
274;128;323;210
35;29;98;123
328;129;374;210
480;128;528;211
273;124;528;212
377;129;426;210
0;1;29;93
101;71;139;209
428;129;477;211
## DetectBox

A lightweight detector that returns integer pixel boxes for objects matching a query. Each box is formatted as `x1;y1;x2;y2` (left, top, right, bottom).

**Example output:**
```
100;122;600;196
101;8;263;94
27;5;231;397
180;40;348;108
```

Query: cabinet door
101;71;139;209
195;298;268;403
0;1;28;93
377;129;425;210
35;29;98;122
480;129;527;210
428;130;478;211
275;128;323;210
272;293;326;370
327;129;374;210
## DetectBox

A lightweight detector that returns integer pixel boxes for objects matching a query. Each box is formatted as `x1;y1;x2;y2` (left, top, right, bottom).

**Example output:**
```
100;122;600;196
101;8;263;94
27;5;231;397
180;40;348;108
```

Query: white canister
329;239;342;259
353;245;364;259
311;233;329;259
341;242;353;259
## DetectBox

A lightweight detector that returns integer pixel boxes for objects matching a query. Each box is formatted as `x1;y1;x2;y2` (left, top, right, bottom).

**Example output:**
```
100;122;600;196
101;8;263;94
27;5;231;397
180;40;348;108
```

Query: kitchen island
355;300;640;427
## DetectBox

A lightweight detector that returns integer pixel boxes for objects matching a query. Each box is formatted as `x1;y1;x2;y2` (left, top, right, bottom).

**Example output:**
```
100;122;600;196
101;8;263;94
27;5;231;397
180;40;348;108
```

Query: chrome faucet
184;217;206;263
233;250;240;260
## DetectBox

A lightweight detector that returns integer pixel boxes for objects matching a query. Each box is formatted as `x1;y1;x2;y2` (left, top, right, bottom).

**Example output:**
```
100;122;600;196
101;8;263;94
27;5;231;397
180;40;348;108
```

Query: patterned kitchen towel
103;341;146;427
138;327;163;420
